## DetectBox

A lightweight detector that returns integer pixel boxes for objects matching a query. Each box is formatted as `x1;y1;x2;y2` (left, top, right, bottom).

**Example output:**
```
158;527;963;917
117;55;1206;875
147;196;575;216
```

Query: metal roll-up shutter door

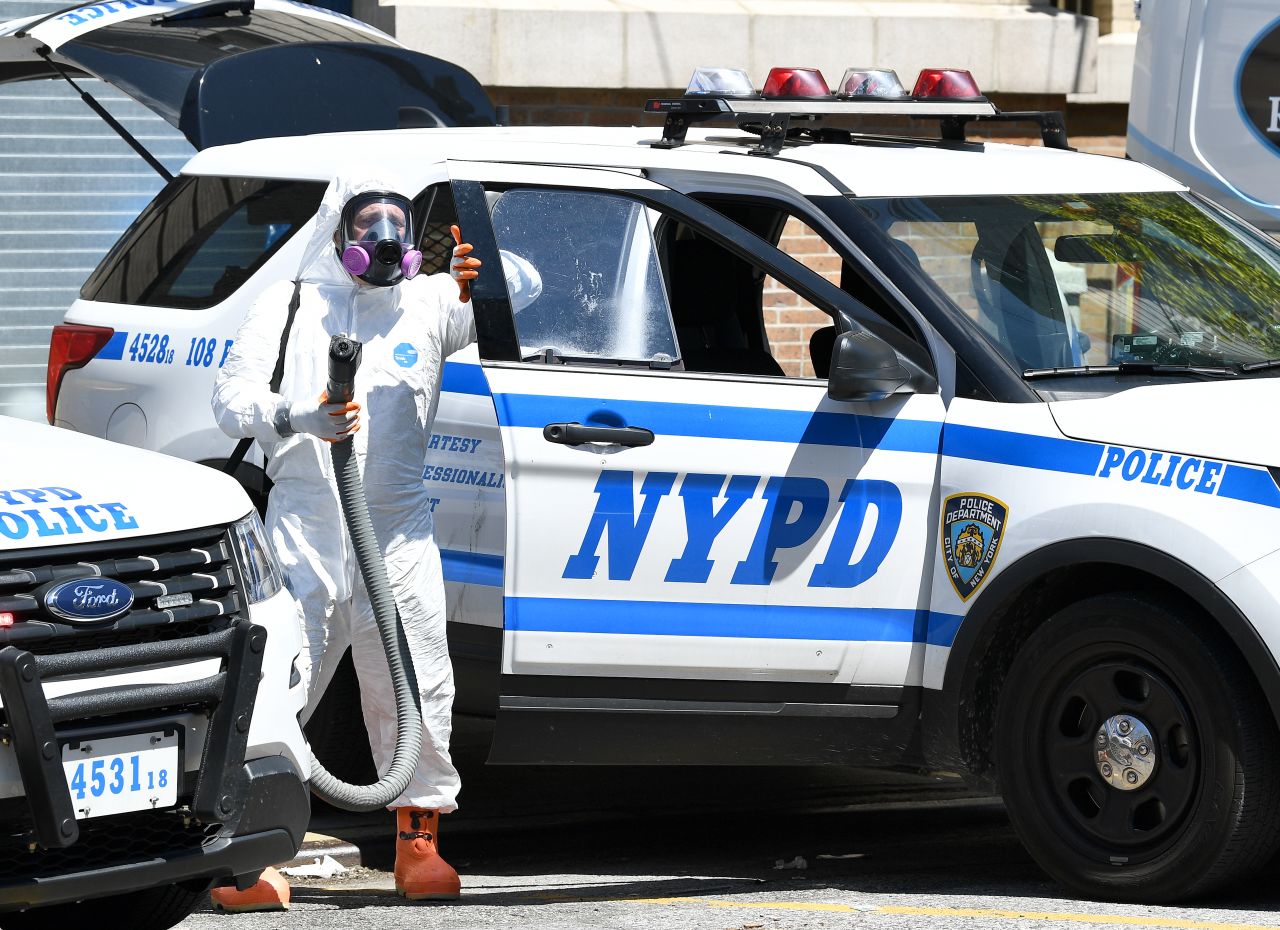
0;0;193;421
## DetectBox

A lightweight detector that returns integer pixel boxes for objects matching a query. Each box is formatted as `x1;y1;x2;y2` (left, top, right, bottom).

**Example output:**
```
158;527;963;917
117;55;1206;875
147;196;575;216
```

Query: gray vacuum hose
306;336;424;811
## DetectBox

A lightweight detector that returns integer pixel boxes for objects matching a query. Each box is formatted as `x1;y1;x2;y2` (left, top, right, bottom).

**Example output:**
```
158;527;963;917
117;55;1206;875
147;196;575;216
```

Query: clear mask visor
342;194;414;246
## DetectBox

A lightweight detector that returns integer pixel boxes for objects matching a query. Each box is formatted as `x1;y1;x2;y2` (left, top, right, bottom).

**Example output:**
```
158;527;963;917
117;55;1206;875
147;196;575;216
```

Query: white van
49;63;1280;903
0;417;307;929
1128;0;1280;231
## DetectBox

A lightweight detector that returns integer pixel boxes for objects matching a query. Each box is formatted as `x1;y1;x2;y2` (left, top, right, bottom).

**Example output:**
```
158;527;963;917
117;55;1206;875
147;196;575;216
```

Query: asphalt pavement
175;719;1280;930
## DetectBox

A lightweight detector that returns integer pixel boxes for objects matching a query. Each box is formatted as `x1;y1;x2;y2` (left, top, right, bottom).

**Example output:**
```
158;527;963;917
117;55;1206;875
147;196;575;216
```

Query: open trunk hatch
0;0;494;150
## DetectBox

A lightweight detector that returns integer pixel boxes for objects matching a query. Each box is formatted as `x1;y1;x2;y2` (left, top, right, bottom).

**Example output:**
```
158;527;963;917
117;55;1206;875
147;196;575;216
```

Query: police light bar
648;65;1068;154
651;65;996;119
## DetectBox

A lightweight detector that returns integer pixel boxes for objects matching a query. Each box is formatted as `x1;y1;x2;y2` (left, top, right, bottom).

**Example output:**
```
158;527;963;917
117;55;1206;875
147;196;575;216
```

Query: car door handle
543;422;655;447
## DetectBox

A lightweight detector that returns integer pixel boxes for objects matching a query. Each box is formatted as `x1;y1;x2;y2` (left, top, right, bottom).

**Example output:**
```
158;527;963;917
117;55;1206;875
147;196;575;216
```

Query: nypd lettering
562;470;901;588
1096;446;1224;495
942;494;1007;600
0;486;139;540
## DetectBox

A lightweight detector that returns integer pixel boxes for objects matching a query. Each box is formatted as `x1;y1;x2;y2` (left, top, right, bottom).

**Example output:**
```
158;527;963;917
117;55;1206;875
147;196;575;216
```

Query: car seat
971;229;1072;371
666;238;785;377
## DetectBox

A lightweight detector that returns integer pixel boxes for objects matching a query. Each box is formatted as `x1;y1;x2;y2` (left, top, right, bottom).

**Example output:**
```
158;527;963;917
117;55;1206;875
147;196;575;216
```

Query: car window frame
452;177;937;388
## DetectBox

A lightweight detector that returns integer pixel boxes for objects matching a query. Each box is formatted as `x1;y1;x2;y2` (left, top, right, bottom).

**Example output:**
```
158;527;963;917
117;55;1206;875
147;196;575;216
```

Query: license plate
62;730;180;820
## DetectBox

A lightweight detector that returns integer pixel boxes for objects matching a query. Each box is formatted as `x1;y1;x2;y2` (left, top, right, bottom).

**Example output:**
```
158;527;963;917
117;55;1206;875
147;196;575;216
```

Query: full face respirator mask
337;192;423;287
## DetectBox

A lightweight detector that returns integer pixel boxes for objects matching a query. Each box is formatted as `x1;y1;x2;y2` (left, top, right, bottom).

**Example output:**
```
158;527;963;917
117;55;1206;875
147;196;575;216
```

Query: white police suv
50;63;1280;902
0;418;307;929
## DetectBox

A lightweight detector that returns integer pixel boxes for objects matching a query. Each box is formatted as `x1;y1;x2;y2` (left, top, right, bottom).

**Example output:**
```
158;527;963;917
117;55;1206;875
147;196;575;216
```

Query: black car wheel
996;592;1280;901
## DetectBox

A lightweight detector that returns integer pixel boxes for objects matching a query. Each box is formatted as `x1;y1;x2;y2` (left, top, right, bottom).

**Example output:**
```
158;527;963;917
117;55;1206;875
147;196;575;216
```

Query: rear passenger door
449;162;946;762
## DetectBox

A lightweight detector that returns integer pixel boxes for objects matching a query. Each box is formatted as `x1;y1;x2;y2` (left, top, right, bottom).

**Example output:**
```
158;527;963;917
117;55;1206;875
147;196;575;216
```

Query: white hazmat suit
213;177;473;811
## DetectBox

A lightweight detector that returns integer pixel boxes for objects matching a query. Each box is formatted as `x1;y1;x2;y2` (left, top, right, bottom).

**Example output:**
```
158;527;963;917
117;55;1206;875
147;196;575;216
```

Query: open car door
448;161;947;767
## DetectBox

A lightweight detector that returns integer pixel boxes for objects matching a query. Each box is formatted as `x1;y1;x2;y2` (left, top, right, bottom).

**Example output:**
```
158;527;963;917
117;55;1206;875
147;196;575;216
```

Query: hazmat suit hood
296;176;405;288
293;176;416;335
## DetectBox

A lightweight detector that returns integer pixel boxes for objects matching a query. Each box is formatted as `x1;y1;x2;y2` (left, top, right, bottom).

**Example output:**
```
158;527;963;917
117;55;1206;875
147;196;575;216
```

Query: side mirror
827;330;912;402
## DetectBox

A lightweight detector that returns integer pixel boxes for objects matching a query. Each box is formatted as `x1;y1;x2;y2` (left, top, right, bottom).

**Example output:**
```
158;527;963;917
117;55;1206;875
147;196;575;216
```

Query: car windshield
851;192;1280;375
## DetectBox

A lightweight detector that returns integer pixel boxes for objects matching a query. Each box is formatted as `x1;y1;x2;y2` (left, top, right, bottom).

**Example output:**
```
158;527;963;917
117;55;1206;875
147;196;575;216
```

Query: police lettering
946;496;1003;531
57;0;177;27
563;470;901;588
427;433;482;454
0;487;139;541
1270;96;1280;134
1096;446;1224;495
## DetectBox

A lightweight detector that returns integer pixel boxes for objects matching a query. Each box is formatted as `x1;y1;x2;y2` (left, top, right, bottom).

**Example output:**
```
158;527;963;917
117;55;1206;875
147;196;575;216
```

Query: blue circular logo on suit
44;577;134;624
393;343;419;368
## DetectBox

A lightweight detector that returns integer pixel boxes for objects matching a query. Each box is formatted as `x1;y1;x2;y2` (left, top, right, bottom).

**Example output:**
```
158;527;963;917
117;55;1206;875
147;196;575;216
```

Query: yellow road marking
881;906;1280;930
634;897;1280;929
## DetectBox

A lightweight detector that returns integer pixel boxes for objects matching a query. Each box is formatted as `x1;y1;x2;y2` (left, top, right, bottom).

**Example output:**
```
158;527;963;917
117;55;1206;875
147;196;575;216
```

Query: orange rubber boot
210;866;290;913
394;808;461;901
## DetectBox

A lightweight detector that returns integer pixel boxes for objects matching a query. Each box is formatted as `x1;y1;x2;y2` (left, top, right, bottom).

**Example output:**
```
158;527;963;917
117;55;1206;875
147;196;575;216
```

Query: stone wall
386;0;1098;97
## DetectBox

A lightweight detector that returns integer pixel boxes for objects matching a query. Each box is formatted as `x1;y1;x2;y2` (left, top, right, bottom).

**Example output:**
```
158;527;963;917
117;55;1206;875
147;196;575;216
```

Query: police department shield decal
942;493;1008;600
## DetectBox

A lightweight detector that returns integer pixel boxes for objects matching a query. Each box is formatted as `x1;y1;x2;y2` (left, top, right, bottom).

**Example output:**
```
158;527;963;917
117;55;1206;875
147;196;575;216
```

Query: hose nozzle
327;334;362;405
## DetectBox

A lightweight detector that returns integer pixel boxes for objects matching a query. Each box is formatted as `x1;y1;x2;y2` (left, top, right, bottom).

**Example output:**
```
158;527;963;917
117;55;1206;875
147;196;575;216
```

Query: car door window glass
765;216;842;379
680;200;921;381
82;175;325;309
414;183;460;276
489;189;678;365
858;192;1280;372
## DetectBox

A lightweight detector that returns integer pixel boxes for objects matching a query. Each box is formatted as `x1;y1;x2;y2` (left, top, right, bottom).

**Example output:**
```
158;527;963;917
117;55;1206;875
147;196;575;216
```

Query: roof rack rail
643;96;1072;156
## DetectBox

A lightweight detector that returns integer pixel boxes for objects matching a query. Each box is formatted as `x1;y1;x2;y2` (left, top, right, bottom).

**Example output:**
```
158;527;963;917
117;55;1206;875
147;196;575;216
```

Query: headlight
229;512;284;604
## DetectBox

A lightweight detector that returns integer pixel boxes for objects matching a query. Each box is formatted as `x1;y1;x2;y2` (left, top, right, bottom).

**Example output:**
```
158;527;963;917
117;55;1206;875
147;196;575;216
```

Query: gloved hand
288;391;360;443
450;224;482;302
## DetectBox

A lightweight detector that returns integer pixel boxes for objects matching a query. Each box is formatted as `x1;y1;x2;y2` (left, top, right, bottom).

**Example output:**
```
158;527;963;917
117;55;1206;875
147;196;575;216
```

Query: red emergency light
0;612;14;629
46;323;114;424
761;67;831;98
912;68;983;99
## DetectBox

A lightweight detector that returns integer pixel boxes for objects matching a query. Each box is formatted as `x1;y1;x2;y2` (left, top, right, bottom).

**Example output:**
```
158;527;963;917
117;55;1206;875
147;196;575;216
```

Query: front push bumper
0;622;310;910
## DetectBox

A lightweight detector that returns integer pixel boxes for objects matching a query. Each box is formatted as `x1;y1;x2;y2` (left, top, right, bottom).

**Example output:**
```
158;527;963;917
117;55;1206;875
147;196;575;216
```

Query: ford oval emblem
44;577;134;624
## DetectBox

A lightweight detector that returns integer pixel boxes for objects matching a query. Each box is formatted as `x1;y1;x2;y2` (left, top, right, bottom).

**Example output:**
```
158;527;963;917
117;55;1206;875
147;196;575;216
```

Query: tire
995;591;1280;902
0;878;207;930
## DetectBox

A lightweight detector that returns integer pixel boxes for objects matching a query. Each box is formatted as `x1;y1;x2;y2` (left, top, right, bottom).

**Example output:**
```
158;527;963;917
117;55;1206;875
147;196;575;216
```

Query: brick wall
486;86;1128;377
763;219;841;378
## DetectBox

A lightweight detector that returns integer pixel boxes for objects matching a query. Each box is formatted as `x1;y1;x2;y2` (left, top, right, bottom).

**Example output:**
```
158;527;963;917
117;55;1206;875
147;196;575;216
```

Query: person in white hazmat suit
209;177;539;912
